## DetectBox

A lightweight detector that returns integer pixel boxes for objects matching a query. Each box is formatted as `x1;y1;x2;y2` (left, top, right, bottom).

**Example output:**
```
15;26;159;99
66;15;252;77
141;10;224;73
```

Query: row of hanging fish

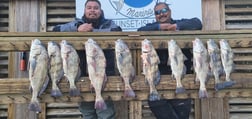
141;38;236;100
191;38;235;98
28;38;235;112
28;38;136;112
28;39;81;112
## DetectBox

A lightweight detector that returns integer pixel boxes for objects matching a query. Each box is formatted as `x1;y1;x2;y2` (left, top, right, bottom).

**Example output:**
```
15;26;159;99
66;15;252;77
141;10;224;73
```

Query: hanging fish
28;39;49;113
115;39;136;98
168;39;187;94
219;39;236;88
85;38;107;110
48;41;64;97
207;39;224;91
60;40;81;96
141;39;161;101
193;38;209;98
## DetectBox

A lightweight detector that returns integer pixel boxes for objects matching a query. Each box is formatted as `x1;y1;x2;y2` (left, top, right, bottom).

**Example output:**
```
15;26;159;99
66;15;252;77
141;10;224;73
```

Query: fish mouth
142;50;150;53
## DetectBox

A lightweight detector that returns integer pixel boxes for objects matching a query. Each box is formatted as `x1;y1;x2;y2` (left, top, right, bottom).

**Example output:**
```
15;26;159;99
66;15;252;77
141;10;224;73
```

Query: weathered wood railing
0;30;252;104
1;30;252;119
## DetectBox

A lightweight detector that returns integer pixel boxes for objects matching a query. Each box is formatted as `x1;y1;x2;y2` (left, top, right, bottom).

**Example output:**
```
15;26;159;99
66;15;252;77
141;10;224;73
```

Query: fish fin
119;76;124;82
182;66;187;76
144;78;148;85
193;58;196;72
124;86;136;98
215;83;225;91
167;58;171;66
51;88;63;97
223;81;236;88
183;54;188;61
199;89;208;98
29;85;33;93
57;70;64;84
28;100;41;113
154;70;161;85
102;75;107;90
95;98;107;110
30;59;37;76
175;87;186;94
129;66;136;83
75;68;82;81
38;76;50;96
171;74;175;80
69;87;80;96
149;91;160;101
118;54;123;64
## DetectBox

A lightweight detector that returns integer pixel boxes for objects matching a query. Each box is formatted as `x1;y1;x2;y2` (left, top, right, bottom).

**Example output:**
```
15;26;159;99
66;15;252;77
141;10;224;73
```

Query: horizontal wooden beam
0;73;251;103
1;30;252;51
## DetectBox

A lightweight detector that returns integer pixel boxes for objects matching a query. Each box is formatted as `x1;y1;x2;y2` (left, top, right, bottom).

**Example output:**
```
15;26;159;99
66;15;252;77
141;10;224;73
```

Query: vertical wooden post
8;0;47;119
199;0;229;119
202;0;222;30
7;104;15;119
114;100;129;119
200;98;229;119
129;101;142;119
194;99;201;119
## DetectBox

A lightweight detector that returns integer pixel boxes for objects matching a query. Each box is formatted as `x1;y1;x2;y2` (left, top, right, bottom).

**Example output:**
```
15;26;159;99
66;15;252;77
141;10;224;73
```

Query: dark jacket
52;14;122;32
137;17;202;31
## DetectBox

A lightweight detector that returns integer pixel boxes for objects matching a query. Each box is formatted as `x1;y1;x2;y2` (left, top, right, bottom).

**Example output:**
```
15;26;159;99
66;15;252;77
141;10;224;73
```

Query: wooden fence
0;30;252;119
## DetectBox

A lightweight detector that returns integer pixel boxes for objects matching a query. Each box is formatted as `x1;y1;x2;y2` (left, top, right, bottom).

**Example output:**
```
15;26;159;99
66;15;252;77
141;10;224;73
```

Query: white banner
76;0;201;31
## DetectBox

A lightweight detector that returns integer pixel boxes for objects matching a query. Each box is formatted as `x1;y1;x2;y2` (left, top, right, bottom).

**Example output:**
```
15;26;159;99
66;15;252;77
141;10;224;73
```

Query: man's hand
160;23;177;31
77;23;93;32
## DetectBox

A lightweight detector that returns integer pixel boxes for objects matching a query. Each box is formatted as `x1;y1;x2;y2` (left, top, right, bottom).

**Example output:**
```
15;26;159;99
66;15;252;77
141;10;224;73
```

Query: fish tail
51;88;63;97
28;100;41;113
124;87;136;98
149;91;160;101
215;83;225;91
69;87;80;96
199;89;208;98
154;71;161;85
223;81;236;88
95;98;107;110
175;87;186;94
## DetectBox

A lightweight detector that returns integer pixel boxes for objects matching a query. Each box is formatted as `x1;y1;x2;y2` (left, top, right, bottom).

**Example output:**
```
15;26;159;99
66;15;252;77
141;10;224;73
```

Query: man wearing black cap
138;2;202;119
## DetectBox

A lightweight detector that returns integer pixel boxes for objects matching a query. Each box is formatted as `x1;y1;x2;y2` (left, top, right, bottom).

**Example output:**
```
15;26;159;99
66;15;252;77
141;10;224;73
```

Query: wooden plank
47;18;75;23
0;10;8;15
129;101;142;119
233;48;252;53
0;27;8;32
47;2;75;7
225;0;252;5
0;18;9;23
230;113;252;119
40;0;47;32
225;8;252;13
0;72;251;94
47;108;81;116
39;103;46;119
194;99;202;119
114;100;129;119
47;9;75;15
1;31;252;51
229;98;252;104
226;15;252;21
235;64;252;70
226;24;252;30
201;98;228;119
230;105;252;112
202;0;221;30
47;103;79;107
